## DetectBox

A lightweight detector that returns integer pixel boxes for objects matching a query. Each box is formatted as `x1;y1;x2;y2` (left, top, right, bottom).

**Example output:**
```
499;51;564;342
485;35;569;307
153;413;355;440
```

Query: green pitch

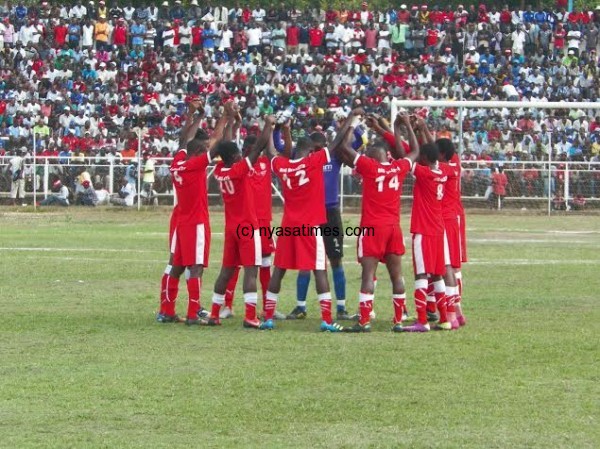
1;209;598;449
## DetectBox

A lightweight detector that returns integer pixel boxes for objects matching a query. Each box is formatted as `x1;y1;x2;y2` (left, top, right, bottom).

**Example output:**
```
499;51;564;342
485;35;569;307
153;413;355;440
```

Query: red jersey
286;26;299;46
410;162;447;236
382;131;410;154
271;149;329;227
171;149;187;208
440;160;460;220
309;28;324;47
355;155;411;227
170;152;211;226
54;25;68;46
249;155;272;222
449;153;464;214
214;157;258;230
113;26;127;45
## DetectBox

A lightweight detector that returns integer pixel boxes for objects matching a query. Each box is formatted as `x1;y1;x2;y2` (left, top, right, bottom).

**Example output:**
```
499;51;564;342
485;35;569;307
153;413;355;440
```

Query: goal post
390;99;600;216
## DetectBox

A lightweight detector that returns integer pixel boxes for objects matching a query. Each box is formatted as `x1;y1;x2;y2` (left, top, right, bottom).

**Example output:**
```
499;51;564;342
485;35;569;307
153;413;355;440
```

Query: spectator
76;179;98;206
40;179;69;207
0;1;598;205
94;182;110;205
8;148;26;206
491;166;508;210
110;176;136;207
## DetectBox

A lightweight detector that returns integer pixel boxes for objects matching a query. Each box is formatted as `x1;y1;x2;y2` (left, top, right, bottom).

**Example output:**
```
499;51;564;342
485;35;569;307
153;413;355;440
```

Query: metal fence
1;156;599;214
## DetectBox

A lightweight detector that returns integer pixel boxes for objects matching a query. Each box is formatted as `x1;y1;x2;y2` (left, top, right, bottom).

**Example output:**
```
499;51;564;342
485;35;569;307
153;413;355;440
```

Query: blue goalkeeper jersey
323;152;342;209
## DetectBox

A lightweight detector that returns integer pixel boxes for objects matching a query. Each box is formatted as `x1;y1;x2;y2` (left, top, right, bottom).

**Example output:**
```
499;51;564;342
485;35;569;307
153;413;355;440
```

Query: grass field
0;208;599;449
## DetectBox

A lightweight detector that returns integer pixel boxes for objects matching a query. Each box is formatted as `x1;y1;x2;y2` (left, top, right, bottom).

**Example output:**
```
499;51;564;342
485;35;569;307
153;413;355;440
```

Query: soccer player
437;138;467;328
261;127;348;332
218;129;285;321
287;131;352;321
160;104;233;325
157;100;212;323
400;123;452;333
204;117;275;329
332;113;420;333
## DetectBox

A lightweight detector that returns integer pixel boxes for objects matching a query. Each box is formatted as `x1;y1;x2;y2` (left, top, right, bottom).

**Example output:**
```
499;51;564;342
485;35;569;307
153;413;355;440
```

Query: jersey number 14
375;174;399;192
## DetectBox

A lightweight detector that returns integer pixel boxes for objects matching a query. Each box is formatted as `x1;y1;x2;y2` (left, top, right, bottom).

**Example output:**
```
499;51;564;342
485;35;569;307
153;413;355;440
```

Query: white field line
466;259;598;266
1;233;597;256
0;247;164;253
8;253;597;267
467;228;600;234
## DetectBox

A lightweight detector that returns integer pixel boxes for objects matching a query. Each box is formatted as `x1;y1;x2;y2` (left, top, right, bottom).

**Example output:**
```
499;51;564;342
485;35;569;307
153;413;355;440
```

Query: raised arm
377;115;392;134
281;118;293;158
335;126;359;168
330;108;364;152
179;100;205;147
223;103;242;142
404;117;422;165
249;115;275;164
365;113;386;136
265;116;279;160
418;116;435;145
392;114;408;160
207;102;233;159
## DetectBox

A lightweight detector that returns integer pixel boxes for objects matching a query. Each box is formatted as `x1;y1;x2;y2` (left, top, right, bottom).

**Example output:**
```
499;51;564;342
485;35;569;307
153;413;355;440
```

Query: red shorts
459;211;468;263
444;216;462;269
169;211;178;252
357;224;405;262
412;233;447;276
222;226;262;267
171;223;211;267
259;220;275;255
274;233;326;271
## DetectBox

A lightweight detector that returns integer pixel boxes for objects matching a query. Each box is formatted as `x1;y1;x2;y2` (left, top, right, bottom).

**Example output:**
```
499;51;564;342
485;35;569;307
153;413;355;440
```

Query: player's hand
189;99;204;116
395;112;410;127
282;118;292;129
265;115;277;126
415;117;426;130
223;100;235;117
352;107;365;116
365;114;377;128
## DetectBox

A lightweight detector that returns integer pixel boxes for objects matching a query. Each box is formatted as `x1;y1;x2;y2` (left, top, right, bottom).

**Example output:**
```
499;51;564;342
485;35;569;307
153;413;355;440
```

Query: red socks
433;280;448;323
446;286;458;313
359;292;374;325
159;270;169;314
224;267;240;309
210;293;224;320
426;277;436;313
318;292;333;324
186;277;201;320
165;275;180;316
264;291;278;320
456;271;463;294
259;265;271;310
243;292;258;321
393;293;406;324
414;279;428;325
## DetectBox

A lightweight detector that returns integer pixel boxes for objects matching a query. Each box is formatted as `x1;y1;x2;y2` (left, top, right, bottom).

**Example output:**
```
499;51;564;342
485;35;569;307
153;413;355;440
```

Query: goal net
387;100;600;215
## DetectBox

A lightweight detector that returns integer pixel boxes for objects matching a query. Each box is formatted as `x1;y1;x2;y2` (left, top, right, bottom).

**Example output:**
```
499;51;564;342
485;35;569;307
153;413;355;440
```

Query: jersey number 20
219;179;235;195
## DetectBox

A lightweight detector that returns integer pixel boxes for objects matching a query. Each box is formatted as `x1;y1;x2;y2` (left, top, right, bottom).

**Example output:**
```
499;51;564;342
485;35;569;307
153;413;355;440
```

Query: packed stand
0;1;600;204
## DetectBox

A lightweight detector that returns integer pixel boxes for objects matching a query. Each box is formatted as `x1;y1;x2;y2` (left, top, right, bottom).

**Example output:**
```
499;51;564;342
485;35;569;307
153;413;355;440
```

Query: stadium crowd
1;1;600;204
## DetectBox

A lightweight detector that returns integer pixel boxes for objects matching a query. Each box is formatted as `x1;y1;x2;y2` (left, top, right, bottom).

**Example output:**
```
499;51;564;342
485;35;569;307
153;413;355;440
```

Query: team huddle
156;100;467;333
